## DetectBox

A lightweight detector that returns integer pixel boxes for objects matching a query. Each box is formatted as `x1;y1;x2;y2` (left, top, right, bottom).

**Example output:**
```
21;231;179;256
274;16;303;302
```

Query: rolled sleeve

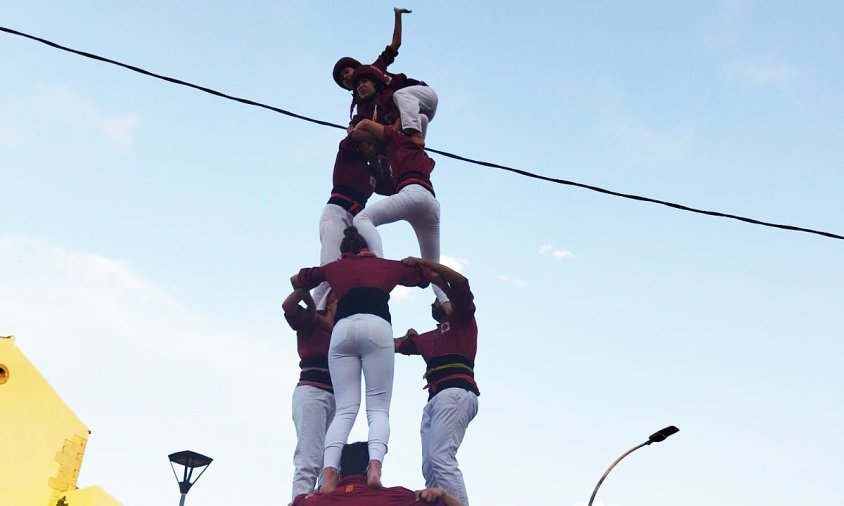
372;45;397;70
296;267;325;291
396;336;421;356
400;264;432;288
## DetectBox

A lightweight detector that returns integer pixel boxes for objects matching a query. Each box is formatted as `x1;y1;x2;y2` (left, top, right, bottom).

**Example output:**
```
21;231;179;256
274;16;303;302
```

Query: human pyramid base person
283;8;478;506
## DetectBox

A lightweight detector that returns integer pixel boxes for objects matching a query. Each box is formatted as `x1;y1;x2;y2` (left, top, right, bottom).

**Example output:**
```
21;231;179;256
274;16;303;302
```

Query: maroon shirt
397;278;479;399
292;476;445;505
349;46;422;126
351;88;401;128
383;126;435;195
329;137;394;215
284;306;333;393
297;252;431;300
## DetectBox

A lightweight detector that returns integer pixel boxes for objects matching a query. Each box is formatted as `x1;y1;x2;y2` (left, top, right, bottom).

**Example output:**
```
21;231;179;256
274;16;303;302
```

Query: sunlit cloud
35;86;139;146
440;255;469;273
497;274;527;288
0;234;293;411
0;234;305;505
539;244;577;260
728;60;799;88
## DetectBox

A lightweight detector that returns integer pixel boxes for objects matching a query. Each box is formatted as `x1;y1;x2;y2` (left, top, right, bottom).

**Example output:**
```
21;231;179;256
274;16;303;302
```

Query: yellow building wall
0;336;120;506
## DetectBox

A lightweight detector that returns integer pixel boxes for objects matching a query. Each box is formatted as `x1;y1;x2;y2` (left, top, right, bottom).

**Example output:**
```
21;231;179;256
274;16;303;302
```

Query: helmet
332;57;361;89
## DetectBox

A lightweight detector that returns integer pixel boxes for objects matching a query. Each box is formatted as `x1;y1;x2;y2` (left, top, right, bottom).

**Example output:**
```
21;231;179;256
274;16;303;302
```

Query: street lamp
168;450;213;506
587;425;679;506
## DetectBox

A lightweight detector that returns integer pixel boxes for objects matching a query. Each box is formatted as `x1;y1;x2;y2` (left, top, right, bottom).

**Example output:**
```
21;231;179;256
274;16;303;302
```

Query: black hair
431;299;447;323
339;442;369;477
340;226;368;255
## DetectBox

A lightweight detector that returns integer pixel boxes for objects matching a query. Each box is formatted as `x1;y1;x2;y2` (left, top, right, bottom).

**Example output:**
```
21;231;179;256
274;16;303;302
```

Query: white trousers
353;185;447;303
312;203;355;310
393;85;438;136
291;385;336;499
421;388;478;506
323;314;395;469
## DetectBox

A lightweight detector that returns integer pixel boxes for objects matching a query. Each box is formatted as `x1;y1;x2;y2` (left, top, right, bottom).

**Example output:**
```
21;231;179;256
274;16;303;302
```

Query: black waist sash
336;287;391;323
328;185;369;215
298;358;332;392
424;354;478;400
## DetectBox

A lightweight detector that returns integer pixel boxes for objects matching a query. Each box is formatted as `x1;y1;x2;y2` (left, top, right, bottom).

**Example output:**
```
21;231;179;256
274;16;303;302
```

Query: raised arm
390;8;412;53
314;297;338;333
282;288;316;320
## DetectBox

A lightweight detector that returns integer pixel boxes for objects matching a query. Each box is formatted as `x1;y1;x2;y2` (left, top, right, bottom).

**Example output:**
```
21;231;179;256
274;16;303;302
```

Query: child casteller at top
332;7;437;146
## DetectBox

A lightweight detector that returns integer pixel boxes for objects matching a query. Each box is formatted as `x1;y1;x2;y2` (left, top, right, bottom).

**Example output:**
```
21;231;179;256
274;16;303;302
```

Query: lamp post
168;450;213;506
587;425;679;506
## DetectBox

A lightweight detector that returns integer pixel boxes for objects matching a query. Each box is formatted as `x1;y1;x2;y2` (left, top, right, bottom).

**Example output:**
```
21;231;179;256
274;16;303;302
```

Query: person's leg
393;85;439;134
353;188;416;258
321;318;362;482
403;187;448;303
291;386;336;499
424;389;478;505
313;204;353;309
420;399;435;488
358;315;395;485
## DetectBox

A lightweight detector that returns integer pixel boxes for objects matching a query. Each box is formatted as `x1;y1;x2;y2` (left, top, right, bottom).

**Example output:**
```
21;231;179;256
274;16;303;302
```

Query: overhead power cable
3;25;842;242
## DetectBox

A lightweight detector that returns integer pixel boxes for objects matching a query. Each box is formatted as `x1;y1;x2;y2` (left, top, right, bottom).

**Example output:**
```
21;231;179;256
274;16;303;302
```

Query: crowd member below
291;442;463;506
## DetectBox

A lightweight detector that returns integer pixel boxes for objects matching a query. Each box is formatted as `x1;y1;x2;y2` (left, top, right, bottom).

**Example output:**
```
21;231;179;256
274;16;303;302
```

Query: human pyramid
284;8;477;506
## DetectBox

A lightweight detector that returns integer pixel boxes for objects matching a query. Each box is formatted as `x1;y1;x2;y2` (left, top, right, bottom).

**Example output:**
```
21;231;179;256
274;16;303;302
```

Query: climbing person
349;119;449;308
311;133;394;310
332;7;437;145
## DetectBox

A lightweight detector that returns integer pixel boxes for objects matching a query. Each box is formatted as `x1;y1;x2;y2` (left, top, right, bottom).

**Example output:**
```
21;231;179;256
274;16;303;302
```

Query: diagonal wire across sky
2;25;842;242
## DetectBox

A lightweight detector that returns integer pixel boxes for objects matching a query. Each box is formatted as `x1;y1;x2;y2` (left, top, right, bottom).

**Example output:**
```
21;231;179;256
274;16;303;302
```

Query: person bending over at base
291;442;463;506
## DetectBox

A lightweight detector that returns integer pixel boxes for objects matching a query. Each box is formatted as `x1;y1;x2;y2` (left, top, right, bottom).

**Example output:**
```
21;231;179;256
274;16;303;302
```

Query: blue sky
2;2;843;505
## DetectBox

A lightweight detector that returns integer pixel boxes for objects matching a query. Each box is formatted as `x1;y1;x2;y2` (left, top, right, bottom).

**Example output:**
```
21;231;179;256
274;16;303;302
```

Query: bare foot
367;459;383;488
403;128;425;146
319;467;339;494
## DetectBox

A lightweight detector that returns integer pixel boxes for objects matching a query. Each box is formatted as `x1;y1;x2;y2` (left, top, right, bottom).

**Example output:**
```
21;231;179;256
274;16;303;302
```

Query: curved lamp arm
587;426;679;506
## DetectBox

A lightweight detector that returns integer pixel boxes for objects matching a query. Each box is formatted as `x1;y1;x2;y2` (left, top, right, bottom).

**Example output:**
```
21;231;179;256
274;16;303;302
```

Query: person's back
292;475;443;505
291;442;457;506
